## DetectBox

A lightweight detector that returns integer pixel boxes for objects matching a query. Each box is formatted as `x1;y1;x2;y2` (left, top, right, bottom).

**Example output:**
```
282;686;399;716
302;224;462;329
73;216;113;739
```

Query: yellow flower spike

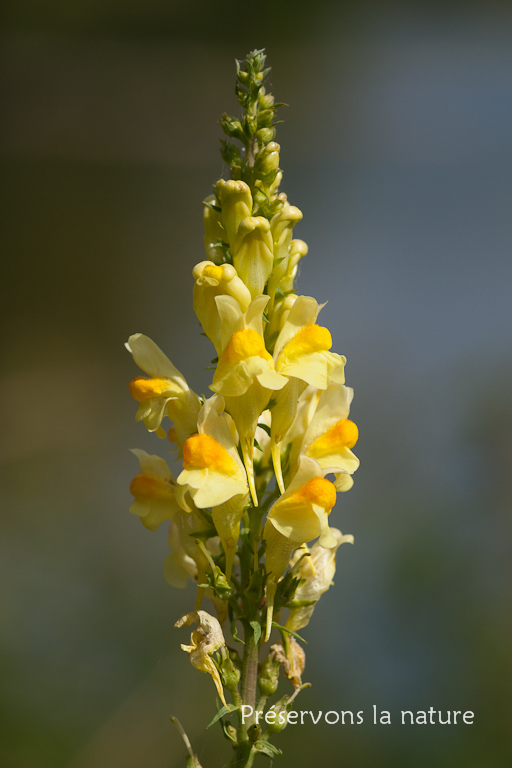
177;394;249;509
203;194;226;264
301;381;360;483
263;455;339;640
163;519;198;589
126;333;201;441
129;449;181;531
193;260;252;354
286;528;354;633
216;179;253;248
232;216;274;299
274;296;345;389
175;610;229;708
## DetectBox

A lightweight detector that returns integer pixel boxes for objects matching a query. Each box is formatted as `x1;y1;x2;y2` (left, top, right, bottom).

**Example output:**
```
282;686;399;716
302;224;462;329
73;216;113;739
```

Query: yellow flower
129;449;181;531
177;395;249;578
286;528;354;632
192;261;251;354
273;296;345;388
301;381;359;490
266;204;303;306
232;216;274;299
216;179;253;248
210;295;287;505
175;610;228;707
280;239;308;294
127;333;201;445
263;456;339;640
269;296;345;491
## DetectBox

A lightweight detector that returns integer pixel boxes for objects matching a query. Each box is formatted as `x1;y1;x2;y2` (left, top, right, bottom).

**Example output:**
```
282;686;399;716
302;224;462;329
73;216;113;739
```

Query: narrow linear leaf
254;740;282;756
272;622;308;644
206;705;237;730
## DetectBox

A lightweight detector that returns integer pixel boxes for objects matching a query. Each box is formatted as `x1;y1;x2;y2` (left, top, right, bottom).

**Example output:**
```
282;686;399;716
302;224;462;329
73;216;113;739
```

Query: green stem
240;623;259;727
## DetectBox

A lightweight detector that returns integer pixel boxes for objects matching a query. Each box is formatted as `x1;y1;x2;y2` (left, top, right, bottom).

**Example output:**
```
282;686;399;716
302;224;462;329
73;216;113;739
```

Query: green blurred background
2;1;512;766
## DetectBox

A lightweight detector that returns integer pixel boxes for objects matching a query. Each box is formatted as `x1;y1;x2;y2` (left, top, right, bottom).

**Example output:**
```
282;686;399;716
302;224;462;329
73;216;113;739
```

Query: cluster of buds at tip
125;48;360;763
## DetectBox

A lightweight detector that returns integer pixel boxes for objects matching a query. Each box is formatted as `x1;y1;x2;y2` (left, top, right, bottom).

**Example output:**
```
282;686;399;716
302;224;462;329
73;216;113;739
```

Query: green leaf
257;422;271;437
287;599;317;609
253;438;263;453
272;622;308;644
203;201;221;213
254;739;282;756
231;619;245;645
250;620;262;645
206;704;237;730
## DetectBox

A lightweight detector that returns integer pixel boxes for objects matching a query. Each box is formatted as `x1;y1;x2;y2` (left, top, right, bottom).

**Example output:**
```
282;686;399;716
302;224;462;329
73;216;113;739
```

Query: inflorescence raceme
126;49;359;767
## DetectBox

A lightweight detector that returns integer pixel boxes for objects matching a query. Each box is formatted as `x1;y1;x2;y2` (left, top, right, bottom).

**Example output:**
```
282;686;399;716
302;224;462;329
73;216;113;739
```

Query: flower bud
280;239;308;293
216;180;253;248
255;141;280;177
258;109;274;127
259;91;275;109
258;654;281;697
256;126;276;144
220;652;241;690
203;195;225;263
232;216;274;298
219;113;244;141
265;696;290;734
193;260;251;353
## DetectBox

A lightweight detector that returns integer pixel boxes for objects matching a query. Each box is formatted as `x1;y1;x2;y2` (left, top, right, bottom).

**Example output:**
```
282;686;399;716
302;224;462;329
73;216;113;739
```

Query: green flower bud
265;696;290;734
259;91;275;110
212;565;233;600
220;653;241;690
219;113;245;141
256;127;276;144
257;109;274;128
258;654;281;697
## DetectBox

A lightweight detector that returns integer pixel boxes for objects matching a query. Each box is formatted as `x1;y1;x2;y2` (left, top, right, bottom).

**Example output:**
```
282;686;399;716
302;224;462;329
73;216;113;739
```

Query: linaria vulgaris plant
126;49;359;767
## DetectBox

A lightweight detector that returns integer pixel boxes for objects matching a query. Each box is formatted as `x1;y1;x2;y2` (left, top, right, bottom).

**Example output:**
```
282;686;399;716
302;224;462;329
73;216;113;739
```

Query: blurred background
1;1;512;766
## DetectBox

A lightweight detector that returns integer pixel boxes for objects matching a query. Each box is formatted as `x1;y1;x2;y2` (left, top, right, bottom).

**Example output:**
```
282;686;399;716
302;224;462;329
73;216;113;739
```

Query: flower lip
277;324;332;366
183;433;239;476
129;375;177;402
286;476;337;512
130;473;175;501
306;419;359;456
222;328;271;364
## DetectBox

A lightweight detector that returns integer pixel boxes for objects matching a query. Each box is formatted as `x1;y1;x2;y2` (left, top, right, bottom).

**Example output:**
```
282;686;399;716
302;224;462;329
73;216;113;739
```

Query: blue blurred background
1;1;512;766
